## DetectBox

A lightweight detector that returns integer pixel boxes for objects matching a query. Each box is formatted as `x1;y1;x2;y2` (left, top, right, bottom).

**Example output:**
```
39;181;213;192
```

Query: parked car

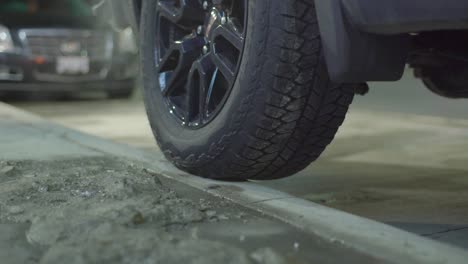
113;0;468;180
0;0;138;99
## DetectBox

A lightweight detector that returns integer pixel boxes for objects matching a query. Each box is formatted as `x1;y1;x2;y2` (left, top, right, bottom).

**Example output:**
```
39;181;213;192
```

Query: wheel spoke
158;0;205;26
158;36;206;96
209;22;244;85
226;0;246;34
209;47;235;85
185;55;215;123
184;71;200;122
156;13;193;63
212;24;244;51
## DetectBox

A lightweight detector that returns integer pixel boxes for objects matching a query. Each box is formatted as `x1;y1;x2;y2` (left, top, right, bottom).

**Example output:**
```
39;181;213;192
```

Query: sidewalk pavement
1;102;467;264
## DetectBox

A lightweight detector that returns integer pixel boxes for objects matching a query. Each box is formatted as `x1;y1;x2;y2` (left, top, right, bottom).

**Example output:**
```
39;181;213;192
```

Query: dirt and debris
0;157;280;264
0;156;386;264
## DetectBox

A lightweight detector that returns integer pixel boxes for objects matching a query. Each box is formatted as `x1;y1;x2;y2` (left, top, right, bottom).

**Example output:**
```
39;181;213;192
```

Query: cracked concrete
2;102;468;264
5;70;468;259
423;227;468;237
0;108;385;264
15;95;468;249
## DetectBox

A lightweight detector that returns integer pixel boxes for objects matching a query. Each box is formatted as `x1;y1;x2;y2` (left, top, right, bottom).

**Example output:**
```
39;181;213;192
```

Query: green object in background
0;0;93;16
0;1;28;13
67;0;93;17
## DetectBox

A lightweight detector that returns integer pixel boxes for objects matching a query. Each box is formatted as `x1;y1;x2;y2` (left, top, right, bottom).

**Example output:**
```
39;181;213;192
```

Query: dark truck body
0;10;136;95
123;0;468;84
315;0;468;82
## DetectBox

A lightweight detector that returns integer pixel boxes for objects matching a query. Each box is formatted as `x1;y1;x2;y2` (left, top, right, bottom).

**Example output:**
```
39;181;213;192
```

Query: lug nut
197;25;203;35
202;45;209;54
203;1;208;10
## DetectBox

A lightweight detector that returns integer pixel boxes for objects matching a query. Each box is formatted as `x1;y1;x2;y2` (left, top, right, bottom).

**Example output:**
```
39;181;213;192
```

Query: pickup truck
108;0;468;180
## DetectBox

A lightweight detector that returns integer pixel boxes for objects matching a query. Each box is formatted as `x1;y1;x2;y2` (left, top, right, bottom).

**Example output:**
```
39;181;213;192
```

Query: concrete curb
2;102;467;264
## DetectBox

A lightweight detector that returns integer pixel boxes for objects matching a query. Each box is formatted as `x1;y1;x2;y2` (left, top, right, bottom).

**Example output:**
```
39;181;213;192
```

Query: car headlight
0;25;14;53
118;27;137;54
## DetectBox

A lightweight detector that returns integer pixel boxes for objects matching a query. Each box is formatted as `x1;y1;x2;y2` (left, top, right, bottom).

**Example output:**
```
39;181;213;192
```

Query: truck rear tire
141;0;355;180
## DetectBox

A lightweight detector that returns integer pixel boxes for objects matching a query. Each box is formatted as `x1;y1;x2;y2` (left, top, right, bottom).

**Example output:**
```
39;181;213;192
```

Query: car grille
19;29;113;82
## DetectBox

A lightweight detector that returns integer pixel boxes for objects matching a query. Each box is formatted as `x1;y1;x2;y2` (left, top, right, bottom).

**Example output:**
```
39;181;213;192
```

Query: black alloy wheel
155;0;247;128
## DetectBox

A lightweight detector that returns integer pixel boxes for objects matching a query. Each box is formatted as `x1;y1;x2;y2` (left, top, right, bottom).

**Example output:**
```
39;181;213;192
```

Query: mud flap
315;0;409;82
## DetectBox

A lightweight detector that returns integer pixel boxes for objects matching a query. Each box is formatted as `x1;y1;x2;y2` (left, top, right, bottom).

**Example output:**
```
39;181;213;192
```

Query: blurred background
1;0;468;249
0;0;138;101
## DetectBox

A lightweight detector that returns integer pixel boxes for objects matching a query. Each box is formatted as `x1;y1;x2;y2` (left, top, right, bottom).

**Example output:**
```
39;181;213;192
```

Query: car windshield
0;0;93;17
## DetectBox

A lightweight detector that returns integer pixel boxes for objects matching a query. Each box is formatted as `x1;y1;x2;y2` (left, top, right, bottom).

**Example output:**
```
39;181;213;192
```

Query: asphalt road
9;70;468;249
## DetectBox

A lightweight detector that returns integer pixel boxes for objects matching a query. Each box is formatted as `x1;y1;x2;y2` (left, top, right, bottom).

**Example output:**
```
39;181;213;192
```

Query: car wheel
141;0;355;180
